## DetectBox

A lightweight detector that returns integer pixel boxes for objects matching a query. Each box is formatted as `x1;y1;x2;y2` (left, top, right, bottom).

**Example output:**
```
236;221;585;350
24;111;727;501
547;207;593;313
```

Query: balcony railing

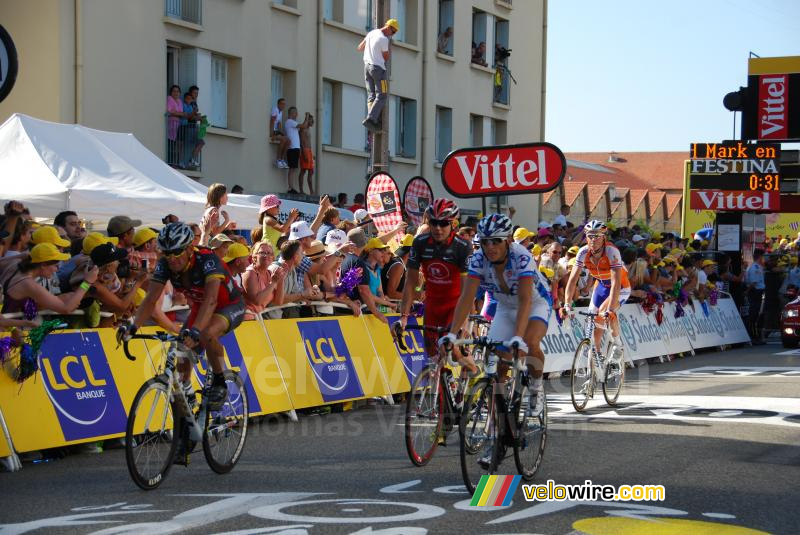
165;0;202;25
166;116;204;172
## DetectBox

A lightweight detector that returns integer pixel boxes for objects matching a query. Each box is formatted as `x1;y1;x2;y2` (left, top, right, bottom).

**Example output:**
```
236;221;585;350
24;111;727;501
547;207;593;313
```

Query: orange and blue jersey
574;244;631;288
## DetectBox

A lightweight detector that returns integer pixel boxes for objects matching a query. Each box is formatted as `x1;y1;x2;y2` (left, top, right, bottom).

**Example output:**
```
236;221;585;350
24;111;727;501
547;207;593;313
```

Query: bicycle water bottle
486;353;499;375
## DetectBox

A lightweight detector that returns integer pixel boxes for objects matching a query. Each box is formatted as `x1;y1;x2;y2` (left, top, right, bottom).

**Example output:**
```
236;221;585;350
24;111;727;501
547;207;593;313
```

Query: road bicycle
569;311;625;412
457;337;547;495
122;332;249;490
394;323;484;467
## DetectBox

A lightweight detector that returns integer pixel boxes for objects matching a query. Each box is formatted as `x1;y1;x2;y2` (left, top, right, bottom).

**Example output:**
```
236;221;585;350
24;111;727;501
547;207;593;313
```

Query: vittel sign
440;142;566;198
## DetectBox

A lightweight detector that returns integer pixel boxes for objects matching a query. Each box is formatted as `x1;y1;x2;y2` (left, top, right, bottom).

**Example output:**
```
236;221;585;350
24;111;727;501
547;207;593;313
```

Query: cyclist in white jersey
440;214;552;418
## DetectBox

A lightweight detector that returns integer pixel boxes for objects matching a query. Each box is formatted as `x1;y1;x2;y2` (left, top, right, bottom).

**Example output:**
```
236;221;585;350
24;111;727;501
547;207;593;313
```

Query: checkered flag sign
790;221;799;231
366;172;403;237
403;176;434;227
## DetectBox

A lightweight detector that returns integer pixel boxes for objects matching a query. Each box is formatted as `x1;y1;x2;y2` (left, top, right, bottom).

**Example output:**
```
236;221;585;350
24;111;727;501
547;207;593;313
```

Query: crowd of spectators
270;99;316;195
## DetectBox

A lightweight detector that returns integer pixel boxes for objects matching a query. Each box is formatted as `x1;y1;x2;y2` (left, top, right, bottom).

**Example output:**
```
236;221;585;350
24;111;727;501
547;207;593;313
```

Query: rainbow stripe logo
469;475;522;507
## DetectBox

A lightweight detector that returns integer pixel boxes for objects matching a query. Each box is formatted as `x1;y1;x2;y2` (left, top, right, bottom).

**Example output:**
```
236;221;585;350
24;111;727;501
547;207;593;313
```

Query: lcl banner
440;142;566;198
742;56;800;142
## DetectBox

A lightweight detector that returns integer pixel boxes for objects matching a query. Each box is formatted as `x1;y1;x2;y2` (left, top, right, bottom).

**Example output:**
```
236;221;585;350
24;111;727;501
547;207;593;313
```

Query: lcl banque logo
40;332;127;441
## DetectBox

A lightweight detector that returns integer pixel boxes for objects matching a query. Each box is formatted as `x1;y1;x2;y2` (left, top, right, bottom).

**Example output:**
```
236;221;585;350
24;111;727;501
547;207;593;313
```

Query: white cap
288;221;314;241
552;214;567;227
354;208;369;222
640;232;651;242
538;221;552;229
632;234;645;243
325;229;347;253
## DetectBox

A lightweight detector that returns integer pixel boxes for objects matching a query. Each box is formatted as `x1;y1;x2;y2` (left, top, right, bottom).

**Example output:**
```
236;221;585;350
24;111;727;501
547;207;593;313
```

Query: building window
469;114;483;147
165;0;202;25
322;81;333;145
389;0;418;45
471;10;493;67
324;0;370;31
209;55;228;128
271;0;298;7
389;96;416;158
493;18;511;105
435;106;452;163
322;80;368;152
492;118;507;145
270;67;296;127
437;0;454;55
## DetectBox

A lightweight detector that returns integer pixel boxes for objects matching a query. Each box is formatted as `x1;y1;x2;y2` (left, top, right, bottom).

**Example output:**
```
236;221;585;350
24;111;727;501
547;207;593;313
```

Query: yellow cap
538;265;554;279
645;243;663;254
662;256;676;264
399;233;414;248
30;242;70;264
532;244;542;256
386;18;399;31
513;227;534;242
701;240;709;247
567;257;577;266
133;227;158;248
670;247;683;257
82;232;118;255
568;245;580;255
780;238;789;246
133;287;147;307
791;256;799;265
701;259;716;268
32;226;70;248
364;237;390;252
223;242;250;263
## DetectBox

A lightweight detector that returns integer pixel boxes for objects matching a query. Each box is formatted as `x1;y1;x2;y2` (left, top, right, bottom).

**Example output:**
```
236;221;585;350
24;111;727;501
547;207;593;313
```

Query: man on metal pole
357;18;398;133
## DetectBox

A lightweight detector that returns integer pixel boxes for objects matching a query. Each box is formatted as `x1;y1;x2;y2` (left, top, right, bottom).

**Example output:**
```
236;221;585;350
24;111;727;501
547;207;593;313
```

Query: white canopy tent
0;114;340;231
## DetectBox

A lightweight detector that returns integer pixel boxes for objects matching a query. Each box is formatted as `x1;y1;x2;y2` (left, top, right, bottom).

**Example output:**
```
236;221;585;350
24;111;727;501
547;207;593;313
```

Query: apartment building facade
0;0;547;227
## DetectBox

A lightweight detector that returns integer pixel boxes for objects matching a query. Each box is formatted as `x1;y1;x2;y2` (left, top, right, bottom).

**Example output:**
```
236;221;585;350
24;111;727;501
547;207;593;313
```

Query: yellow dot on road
573;517;770;535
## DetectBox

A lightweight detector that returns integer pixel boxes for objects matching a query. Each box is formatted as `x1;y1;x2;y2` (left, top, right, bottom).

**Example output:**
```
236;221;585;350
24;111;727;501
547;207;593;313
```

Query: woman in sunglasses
440;213;553;422
562;220;631;363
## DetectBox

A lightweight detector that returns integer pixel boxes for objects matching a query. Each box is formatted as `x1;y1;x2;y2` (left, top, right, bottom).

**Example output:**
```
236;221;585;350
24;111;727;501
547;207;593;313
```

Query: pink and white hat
260;194;281;213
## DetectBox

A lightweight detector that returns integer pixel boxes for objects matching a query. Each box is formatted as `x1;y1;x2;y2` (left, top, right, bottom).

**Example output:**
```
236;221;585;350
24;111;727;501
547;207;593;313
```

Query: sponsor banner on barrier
616;306;670;363
39;332;128;442
218;331;262;414
681;298;750;348
657;302;694;355
362;314;413;395
232;321;294;415
296;319;365;403
387;315;431;383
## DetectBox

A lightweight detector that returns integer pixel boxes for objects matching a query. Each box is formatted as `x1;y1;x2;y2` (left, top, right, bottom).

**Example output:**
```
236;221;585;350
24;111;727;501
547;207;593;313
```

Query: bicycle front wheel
603;344;625;406
125;376;180;490
405;366;444;466
460;380;499;495
570;339;595;412
203;370;249;474
514;388;547;481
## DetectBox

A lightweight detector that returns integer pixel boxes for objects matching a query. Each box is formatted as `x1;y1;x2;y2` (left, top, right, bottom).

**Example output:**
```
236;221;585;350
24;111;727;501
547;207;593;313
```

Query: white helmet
477;213;513;239
157;222;194;252
583;220;607;234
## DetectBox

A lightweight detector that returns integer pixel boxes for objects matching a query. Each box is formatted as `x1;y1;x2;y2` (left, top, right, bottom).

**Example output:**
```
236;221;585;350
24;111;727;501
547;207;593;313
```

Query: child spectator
259;194;299;250
201;183;235;245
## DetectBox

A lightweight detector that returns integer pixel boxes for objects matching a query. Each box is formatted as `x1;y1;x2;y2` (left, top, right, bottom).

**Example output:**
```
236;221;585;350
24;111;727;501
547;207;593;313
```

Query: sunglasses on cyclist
480;237;506;246
586;234;604;240
164;247;188;258
429;219;452;228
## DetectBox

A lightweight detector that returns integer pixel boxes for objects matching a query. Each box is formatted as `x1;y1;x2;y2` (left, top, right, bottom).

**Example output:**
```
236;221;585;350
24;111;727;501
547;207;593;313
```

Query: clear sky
545;0;799;153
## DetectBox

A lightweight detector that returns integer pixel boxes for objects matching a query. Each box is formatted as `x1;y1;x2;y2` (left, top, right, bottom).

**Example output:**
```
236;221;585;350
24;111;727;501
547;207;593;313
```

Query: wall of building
0;0;546;227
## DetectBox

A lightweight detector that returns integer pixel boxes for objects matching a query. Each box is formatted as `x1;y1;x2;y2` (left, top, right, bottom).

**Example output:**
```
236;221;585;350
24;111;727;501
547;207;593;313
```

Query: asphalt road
2;341;799;535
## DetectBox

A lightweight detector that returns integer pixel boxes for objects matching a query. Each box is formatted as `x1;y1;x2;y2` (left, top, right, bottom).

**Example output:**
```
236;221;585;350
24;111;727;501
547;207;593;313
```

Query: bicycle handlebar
122;332;182;361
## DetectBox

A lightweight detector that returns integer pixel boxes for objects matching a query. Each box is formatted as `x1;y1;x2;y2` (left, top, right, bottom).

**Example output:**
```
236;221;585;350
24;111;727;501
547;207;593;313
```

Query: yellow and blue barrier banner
0;301;750;456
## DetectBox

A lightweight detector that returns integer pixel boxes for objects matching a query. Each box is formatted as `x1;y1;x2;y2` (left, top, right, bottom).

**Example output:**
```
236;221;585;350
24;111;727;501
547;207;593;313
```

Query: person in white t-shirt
270;98;289;169
356;19;398;132
284;107;311;194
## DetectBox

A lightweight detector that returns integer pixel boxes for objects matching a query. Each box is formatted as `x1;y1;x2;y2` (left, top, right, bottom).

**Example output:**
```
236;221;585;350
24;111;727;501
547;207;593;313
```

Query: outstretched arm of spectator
379;221;408;244
309;196;332;234
92;273;146;314
357;38;366;52
133;280;166;328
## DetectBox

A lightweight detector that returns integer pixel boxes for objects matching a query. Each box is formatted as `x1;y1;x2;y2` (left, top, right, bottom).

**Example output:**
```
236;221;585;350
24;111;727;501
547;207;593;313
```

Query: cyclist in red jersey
118;223;245;410
399;199;477;374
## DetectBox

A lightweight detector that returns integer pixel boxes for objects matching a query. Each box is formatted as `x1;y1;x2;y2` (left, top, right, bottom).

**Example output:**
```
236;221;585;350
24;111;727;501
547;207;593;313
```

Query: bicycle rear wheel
460;381;500;495
570;339;595;412
603;344;625;406
203;370;249;474
405;366;444;466
514;388;547;481
125;376;179;490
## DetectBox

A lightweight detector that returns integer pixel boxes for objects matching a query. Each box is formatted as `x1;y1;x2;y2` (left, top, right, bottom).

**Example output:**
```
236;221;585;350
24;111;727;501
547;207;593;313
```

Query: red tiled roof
542;189;558;205
587;184;609;212
565;152;687;191
629;189;648;215
647;191;666;218
563;181;587;208
666;194;682;218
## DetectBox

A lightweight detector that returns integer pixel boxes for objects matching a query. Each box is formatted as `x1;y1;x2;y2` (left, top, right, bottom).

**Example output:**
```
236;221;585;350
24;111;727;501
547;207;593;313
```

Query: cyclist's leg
589;282;610;350
201;302;245;373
